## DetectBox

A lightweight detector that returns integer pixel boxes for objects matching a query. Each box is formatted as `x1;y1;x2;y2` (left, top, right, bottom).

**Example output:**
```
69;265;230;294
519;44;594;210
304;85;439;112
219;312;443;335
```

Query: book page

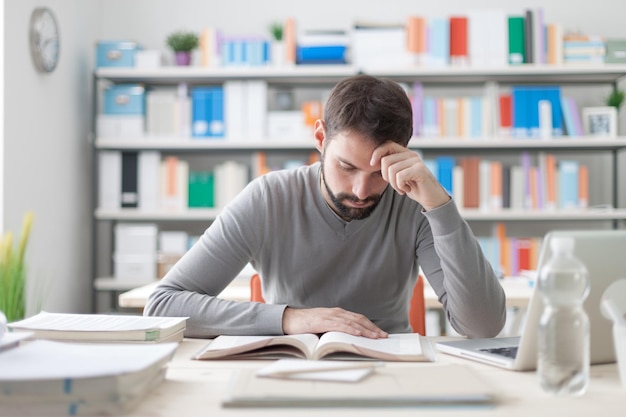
193;334;320;360
314;332;436;361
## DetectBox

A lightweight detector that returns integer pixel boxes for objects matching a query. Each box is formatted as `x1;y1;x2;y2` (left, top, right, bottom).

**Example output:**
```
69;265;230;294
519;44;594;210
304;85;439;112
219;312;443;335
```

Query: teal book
188;171;214;208
508;16;526;64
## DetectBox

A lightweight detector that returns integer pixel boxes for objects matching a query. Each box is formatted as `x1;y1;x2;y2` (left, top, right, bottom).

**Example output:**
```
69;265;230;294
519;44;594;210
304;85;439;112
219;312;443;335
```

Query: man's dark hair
323;74;413;146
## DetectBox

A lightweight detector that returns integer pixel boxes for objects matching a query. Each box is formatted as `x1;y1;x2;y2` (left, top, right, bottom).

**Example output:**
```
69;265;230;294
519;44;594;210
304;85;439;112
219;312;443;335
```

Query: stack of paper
8;311;187;343
0;340;178;416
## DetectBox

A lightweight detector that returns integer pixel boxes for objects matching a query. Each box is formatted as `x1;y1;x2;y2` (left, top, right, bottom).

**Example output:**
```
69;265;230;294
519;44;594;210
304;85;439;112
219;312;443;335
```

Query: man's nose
352;174;373;200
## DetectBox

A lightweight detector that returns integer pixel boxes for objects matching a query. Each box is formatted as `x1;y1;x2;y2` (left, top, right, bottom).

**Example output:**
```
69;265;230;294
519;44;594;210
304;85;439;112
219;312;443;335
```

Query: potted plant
606;88;625;112
0;212;34;322
166;30;199;66
269;22;285;66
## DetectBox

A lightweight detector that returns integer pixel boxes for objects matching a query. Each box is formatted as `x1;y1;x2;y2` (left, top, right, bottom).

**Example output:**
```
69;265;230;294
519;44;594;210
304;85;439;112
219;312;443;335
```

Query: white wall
3;0;626;315
3;0;100;314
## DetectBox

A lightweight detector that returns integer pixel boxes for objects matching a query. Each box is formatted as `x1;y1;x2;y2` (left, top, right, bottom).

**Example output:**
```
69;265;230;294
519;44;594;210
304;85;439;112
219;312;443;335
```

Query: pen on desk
270;361;385;377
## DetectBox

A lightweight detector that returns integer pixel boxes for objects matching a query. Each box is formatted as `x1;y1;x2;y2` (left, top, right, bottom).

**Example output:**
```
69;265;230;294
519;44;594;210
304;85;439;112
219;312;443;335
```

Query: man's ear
313;119;325;152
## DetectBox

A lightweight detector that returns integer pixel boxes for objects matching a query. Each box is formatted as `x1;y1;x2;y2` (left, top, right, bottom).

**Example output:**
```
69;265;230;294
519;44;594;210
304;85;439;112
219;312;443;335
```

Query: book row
479;224;542;278
97;8;622;71
97;151;317;213
98;81;322;141
425;153;589;211
98;80;609;142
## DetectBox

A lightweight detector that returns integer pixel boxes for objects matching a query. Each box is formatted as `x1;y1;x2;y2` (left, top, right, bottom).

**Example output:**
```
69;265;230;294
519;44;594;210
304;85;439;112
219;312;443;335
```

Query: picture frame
582;106;618;138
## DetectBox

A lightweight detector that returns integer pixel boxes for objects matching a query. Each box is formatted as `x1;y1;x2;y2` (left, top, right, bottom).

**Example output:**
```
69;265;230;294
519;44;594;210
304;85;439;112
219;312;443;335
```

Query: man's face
319;132;389;221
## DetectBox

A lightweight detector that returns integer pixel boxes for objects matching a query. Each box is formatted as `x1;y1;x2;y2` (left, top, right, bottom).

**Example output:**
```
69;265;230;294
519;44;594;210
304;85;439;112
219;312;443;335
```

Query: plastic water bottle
537;236;590;395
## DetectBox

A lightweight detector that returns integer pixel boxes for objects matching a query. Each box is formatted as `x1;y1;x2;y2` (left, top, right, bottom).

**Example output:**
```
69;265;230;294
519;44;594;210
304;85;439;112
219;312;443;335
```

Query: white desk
119;278;534;310
128;338;623;416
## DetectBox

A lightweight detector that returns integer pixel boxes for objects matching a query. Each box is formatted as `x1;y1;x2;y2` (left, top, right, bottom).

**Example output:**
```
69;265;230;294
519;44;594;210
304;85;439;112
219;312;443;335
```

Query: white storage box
114;223;158;255
97;115;144;138
159;231;189;254
114;253;157;282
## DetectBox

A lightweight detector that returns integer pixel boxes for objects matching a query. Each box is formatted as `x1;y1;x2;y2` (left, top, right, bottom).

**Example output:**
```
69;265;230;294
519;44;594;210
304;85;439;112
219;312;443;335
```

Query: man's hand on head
370;141;450;211
282;307;388;339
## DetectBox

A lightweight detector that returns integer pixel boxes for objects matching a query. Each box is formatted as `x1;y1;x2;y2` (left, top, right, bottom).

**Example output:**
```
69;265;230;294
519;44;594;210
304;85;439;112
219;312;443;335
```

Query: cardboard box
157;253;182;278
96;41;139;67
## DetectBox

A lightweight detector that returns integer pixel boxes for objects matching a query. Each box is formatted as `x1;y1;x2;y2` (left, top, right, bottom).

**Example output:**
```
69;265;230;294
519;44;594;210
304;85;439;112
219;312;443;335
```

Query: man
144;75;506;339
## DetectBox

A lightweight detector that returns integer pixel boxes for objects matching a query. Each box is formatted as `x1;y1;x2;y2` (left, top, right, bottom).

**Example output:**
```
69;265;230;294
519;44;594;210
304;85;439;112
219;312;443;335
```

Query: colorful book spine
508;16;526;64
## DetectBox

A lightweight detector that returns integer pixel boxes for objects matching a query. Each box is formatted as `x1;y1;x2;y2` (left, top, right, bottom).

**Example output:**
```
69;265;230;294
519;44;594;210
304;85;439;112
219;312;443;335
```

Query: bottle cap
550;236;575;254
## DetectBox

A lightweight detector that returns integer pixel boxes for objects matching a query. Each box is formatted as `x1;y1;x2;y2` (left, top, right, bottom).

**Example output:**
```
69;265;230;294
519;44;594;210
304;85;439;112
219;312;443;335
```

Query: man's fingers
283;307;388;339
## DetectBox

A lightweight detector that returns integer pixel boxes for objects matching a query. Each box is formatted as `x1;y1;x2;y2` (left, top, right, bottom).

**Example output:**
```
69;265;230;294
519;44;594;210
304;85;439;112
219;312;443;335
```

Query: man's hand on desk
282;307;388;339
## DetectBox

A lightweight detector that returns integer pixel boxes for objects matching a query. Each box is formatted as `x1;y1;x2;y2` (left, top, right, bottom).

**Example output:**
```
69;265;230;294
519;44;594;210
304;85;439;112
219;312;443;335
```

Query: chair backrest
249;273;426;335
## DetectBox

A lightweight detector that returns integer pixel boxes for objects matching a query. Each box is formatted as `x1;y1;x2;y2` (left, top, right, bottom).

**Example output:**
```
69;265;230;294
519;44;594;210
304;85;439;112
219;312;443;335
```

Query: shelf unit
92;65;626;310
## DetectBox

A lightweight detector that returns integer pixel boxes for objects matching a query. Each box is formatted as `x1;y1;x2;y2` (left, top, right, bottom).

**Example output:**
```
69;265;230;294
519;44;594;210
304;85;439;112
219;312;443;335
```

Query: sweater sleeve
420;199;506;338
143;179;287;338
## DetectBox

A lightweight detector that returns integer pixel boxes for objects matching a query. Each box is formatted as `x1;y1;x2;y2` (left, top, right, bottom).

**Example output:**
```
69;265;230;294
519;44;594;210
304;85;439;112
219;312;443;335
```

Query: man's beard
320;161;383;221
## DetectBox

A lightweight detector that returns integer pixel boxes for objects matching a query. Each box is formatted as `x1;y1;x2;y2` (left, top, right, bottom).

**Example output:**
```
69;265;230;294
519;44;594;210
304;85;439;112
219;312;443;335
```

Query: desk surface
129;338;623;416
119;277;534;309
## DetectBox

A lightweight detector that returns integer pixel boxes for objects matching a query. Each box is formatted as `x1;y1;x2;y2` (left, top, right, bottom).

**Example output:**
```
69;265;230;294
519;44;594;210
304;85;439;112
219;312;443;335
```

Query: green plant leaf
166;30;199;52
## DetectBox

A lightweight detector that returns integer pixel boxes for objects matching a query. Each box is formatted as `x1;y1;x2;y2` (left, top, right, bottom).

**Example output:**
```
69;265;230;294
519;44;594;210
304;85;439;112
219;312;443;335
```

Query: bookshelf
92;65;626;311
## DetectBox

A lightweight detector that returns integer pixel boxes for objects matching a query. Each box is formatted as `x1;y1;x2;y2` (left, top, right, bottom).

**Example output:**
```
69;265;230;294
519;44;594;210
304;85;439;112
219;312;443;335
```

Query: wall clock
29;7;60;73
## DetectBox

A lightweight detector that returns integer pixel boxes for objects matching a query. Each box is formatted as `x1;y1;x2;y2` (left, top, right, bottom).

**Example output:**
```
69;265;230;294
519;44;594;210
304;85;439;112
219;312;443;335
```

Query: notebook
436;229;626;371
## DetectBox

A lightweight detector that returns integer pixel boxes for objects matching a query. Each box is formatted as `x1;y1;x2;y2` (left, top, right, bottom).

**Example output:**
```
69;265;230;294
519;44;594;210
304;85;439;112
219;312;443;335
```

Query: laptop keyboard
479;346;519;359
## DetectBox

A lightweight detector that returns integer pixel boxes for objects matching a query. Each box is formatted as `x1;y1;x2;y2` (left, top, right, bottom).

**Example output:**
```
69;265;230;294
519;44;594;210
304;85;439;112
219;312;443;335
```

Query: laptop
436;229;626;371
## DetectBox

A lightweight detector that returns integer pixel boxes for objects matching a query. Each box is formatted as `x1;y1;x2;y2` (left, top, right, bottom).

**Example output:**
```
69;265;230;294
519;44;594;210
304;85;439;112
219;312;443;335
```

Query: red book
517;238;532;272
499;94;512;136
449;16;468;65
460;157;480;209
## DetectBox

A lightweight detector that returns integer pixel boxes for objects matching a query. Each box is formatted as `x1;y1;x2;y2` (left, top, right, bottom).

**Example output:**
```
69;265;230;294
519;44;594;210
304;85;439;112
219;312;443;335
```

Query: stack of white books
0;339;178;416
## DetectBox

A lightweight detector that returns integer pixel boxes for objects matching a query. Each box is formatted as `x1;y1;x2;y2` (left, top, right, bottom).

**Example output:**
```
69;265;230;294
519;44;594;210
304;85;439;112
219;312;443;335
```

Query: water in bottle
537;236;590;395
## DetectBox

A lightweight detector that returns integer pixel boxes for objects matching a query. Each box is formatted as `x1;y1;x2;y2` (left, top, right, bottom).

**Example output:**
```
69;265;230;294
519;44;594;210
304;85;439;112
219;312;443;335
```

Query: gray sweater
144;162;505;338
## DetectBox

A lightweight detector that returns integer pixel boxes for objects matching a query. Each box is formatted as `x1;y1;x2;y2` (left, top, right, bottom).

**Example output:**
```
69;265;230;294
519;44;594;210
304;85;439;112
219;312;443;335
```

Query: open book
193;332;436;362
8;311;187;343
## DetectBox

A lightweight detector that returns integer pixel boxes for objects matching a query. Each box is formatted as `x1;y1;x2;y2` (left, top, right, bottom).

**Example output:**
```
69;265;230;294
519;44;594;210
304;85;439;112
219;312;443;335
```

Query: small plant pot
271;41;285;66
175;51;191;66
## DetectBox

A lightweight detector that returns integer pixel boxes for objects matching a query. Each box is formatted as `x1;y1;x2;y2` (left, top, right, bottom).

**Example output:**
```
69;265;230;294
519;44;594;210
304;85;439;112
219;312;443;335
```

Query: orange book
490;161;503;210
530;238;540;271
578;164;589;208
284;17;296;65
302;101;323;127
449;16;468;65
494;223;508;276
253;151;270;177
164;156;179;197
547;23;563;65
407;16;426;54
457;98;466;137
438;98;446;137
545;153;557;209
199;28;216;67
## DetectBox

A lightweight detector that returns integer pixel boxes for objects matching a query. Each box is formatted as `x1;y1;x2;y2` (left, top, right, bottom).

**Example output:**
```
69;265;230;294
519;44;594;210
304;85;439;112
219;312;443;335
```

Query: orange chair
249;273;426;335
